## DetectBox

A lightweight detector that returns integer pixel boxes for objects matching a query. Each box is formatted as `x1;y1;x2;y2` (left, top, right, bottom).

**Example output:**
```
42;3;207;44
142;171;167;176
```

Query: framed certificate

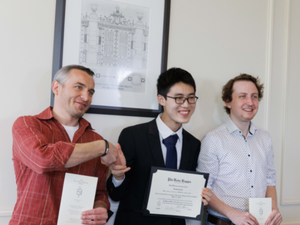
143;167;209;221
51;0;170;117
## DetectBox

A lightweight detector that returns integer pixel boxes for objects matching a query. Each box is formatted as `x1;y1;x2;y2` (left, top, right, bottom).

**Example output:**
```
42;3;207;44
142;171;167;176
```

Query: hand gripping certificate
143;167;209;220
57;173;98;225
249;198;272;224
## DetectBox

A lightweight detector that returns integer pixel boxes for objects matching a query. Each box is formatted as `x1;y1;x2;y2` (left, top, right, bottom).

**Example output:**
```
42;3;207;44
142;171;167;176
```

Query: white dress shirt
197;118;276;219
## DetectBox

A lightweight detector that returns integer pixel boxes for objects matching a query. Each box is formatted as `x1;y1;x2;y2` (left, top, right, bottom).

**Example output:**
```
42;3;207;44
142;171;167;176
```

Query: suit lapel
179;129;191;170
148;119;165;167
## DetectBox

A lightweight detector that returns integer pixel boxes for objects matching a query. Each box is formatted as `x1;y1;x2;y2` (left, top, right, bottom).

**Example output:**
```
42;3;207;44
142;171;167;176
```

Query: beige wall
0;0;299;224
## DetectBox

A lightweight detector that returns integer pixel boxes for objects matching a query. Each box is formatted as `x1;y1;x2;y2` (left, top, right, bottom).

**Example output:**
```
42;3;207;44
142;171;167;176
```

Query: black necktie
163;134;178;169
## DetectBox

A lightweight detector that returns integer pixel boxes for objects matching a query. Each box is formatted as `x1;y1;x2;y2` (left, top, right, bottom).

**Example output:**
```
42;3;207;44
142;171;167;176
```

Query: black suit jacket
107;119;201;225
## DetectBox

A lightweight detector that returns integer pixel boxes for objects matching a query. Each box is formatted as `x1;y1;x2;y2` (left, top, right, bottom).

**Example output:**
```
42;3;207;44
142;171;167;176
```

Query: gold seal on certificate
143;167;209;220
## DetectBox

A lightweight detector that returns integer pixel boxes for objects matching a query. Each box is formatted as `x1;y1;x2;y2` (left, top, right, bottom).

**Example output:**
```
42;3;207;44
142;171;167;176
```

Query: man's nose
81;91;89;101
246;96;254;105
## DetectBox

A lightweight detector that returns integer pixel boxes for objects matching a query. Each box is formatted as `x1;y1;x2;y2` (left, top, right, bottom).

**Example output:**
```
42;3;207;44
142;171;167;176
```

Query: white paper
249;198;272;224
57;173;98;225
146;169;206;219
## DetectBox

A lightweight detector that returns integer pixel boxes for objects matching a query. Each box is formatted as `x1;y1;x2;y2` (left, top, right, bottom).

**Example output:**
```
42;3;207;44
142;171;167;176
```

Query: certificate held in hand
57;173;98;225
143;167;209;221
249;198;272;224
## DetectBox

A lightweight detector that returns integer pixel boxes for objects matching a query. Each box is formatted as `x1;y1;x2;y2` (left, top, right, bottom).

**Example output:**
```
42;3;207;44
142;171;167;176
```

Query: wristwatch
101;139;109;157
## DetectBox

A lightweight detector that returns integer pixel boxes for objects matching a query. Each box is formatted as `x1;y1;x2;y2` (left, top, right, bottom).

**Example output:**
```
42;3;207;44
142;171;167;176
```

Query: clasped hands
109;143;131;180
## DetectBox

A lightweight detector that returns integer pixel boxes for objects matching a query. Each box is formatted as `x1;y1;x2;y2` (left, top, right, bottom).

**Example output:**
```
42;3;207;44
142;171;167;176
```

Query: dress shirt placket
243;133;255;197
247;134;256;197
239;131;253;197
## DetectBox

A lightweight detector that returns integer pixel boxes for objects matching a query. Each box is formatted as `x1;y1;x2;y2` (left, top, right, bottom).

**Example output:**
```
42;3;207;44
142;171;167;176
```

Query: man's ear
224;100;231;109
52;81;61;96
157;94;166;106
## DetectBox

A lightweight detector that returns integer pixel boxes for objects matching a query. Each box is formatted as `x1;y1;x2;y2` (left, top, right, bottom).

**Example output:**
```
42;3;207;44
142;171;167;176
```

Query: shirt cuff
112;175;125;187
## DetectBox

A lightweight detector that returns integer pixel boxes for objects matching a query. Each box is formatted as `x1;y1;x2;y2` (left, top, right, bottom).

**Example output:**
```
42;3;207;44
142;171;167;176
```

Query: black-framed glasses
166;96;198;104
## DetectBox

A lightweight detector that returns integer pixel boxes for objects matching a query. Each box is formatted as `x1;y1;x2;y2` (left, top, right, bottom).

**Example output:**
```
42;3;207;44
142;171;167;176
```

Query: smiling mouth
179;110;189;115
76;102;87;108
243;108;253;112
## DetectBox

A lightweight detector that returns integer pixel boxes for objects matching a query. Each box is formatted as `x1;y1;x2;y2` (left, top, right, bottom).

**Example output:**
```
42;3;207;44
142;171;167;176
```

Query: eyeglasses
166;96;198;104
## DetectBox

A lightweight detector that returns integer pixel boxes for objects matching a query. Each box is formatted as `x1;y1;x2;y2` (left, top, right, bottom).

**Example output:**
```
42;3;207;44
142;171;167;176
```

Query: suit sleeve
107;127;136;201
12;116;74;174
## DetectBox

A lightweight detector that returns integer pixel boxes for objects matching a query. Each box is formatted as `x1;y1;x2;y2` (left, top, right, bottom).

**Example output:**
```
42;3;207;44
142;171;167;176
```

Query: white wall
0;0;299;224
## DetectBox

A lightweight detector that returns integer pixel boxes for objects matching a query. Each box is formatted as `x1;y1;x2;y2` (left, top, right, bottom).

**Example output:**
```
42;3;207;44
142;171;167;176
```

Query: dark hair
157;68;196;97
222;73;264;114
53;64;95;85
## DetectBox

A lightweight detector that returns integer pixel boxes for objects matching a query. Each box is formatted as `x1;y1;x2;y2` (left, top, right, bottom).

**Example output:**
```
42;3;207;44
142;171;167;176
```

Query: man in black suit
107;68;211;225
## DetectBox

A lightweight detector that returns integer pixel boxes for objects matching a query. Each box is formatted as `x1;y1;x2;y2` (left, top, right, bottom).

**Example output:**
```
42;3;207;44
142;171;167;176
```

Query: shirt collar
156;113;183;142
36;106;93;130
248;122;257;135
226;117;257;135
36;106;55;120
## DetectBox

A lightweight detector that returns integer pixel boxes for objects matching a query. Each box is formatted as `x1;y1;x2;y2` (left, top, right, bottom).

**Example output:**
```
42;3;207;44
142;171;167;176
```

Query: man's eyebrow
173;93;195;96
237;92;258;94
75;82;86;87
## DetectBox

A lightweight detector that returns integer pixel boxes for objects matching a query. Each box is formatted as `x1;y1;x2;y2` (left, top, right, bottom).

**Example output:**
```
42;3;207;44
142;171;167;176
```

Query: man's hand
81;201;109;225
201;187;212;205
100;141;119;166
110;143;130;180
81;207;108;225
227;210;259;225
265;209;282;225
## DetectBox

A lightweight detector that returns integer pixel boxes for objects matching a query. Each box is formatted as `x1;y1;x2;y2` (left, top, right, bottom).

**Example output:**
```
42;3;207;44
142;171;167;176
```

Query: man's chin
176;116;191;124
71;109;87;118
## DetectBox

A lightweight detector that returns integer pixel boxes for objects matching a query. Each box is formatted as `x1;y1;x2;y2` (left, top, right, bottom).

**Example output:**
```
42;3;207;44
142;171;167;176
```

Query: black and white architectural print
79;0;150;93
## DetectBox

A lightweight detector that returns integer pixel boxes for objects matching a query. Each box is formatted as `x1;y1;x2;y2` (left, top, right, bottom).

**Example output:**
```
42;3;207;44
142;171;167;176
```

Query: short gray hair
53;65;95;85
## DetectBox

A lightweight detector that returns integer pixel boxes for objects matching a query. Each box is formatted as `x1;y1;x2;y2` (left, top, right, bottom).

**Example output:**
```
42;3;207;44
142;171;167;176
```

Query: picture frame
51;0;170;117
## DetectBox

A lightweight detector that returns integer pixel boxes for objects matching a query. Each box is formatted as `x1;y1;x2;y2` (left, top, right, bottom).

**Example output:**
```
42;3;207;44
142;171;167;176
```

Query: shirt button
250;170;252;172
251;186;253;188
248;154;250;157
245;140;247;142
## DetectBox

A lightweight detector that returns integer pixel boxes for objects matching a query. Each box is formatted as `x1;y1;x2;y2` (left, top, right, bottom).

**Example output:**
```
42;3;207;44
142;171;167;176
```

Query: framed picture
51;0;170;117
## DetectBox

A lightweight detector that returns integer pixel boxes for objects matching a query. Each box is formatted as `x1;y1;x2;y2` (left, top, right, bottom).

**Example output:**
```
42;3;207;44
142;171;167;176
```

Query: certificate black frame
51;0;170;117
143;167;209;221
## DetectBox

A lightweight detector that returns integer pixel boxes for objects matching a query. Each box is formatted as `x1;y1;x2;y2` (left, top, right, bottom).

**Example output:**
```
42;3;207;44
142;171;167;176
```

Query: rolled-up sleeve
12;116;74;174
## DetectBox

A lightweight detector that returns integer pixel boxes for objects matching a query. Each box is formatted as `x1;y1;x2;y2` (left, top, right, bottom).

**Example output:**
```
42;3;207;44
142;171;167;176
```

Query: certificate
144;167;209;220
249;198;272;224
57;173;98;225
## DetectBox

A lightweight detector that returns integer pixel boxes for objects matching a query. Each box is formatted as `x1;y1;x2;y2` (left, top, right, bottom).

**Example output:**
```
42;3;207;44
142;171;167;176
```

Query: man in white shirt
198;74;282;225
106;68;212;225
